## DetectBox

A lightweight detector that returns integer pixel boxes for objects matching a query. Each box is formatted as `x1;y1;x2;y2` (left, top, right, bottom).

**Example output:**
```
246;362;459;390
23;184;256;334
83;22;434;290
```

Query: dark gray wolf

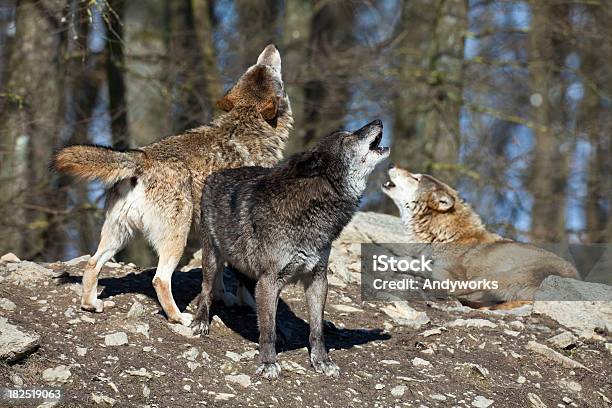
53;45;292;326
382;166;578;307
194;120;389;379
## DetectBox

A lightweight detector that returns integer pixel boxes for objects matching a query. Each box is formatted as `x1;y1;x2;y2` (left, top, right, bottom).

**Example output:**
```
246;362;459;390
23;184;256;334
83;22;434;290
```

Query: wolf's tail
53;145;144;185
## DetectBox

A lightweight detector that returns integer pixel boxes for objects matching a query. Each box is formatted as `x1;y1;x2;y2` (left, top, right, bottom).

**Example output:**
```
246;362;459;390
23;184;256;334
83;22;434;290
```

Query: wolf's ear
260;96;279;127
294;151;324;178
430;190;455;212
216;93;235;112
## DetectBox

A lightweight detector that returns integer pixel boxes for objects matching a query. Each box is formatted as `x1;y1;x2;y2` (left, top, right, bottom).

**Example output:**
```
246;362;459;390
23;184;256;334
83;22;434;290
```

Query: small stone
0;317;40;363
381;302;430;329
187;362;201;371
181;347;199;361
0;298;16;311
91;394;116;406
504;329;520;337
0;253;20;262
225;351;243;362
547;331;577;349
604;343;612;354
472;395;494;407
142;384;150;398
214;393;235;401
104;332;128;347
332;304;363;313
76;347;87;356
126;301;145;320
381;359;401;365
517;375;527;384
125;368;153;379
562;397;572;404
182;384;191;392
449;318;497;329
64;307;76;318
420;327;444;337
280;360;308;374
225;374;251;388
527;393;547;408
81;315;95;324
557;379;582;393
390;385;406;397
526;341;586;370
10;374;23;386
42;365;71;383
241;349;258;360
430;394;447;401
412;357;432;367
509;321;525;331
375;383;385;390
169;323;194;338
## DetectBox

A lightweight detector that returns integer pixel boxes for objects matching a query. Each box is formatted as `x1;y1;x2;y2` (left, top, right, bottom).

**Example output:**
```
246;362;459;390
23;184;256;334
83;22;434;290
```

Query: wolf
382;166;578;306
193;120;389;379
53;45;292;326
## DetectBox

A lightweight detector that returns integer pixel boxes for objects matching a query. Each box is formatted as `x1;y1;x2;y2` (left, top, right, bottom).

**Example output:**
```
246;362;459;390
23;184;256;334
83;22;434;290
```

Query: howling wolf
382;166;578;307
194;120;389;379
53;45;293;326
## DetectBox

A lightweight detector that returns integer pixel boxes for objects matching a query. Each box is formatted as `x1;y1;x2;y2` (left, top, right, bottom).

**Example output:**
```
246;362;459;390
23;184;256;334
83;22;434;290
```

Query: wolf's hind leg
192;238;223;335
81;218;131;313
152;239;191;326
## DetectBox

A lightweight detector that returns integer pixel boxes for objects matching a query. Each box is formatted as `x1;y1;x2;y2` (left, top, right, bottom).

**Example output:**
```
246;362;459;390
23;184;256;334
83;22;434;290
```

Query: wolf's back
54;145;144;185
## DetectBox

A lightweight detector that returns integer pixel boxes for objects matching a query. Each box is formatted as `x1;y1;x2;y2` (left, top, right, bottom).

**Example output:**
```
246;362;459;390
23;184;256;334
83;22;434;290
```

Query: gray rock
0;253;20;263
527;393;547;408
104;332;128;346
381;302;430;328
225;351;243;362
412;357;432;367
91;394;116;406
391;385;407;397
0;316;40;363
533;276;612;334
472;395;494;407
525;341;587;370
547;331;577;349
448;318;497;329
42;365;71;383
0;298;16;311
126;301;145;320
5;261;54;285
225;373;251;388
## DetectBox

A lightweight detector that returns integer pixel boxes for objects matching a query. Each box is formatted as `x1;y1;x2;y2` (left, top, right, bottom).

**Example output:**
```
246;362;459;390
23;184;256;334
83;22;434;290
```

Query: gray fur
193;120;389;379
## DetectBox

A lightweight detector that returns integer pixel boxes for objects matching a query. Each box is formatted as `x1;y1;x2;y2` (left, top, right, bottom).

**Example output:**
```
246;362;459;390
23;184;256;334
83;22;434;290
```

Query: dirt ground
0;258;610;408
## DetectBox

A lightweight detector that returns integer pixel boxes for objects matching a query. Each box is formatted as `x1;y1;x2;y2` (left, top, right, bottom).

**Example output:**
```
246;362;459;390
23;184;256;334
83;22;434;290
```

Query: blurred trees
0;0;611;262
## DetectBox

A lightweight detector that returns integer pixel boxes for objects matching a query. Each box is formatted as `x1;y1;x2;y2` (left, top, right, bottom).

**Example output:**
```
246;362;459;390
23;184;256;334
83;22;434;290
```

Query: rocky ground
0;212;611;408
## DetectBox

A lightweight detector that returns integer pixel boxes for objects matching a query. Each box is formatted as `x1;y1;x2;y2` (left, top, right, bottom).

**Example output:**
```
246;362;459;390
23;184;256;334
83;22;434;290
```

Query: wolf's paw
178;312;193;327
191;319;209;335
81;299;104;313
255;362;281;380
312;359;340;378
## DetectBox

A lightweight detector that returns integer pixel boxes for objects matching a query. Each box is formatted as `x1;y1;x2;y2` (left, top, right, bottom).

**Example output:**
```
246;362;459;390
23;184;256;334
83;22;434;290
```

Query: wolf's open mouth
369;131;388;154
383;180;396;189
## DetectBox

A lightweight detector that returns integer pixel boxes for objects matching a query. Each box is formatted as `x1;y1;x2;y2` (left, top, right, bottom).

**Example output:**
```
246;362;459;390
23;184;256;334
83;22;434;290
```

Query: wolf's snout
257;44;281;72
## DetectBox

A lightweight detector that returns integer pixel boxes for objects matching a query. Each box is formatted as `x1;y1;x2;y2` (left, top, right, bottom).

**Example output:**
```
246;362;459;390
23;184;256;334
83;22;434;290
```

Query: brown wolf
53;45;292;326
382;166;578;306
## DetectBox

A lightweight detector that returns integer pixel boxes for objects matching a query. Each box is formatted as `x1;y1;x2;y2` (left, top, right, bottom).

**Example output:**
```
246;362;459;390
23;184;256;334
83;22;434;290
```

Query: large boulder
533;276;612;335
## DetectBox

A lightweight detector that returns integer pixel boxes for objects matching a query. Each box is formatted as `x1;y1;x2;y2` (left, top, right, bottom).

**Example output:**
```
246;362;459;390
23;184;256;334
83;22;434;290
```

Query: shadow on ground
56;265;390;353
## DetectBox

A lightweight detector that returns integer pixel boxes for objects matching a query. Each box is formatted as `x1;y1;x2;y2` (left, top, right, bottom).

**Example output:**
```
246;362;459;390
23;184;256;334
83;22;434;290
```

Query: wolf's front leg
304;255;340;377
254;274;282;380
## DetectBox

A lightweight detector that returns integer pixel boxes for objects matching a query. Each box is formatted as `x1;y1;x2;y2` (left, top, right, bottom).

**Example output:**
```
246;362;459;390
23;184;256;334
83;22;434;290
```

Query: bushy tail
53;145;144;185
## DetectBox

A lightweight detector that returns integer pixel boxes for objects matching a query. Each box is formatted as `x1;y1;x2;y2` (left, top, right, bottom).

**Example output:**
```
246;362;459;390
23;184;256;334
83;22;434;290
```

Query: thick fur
383;167;578;306
194;120;389;379
53;45;293;326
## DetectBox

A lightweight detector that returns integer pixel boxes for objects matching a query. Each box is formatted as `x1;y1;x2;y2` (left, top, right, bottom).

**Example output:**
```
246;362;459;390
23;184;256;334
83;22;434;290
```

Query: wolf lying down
193;120;389;379
383;166;578;307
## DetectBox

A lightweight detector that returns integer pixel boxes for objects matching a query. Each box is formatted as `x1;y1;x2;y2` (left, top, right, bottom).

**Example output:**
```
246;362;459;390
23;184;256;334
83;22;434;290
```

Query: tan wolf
53;45;292;326
382;166;578;307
